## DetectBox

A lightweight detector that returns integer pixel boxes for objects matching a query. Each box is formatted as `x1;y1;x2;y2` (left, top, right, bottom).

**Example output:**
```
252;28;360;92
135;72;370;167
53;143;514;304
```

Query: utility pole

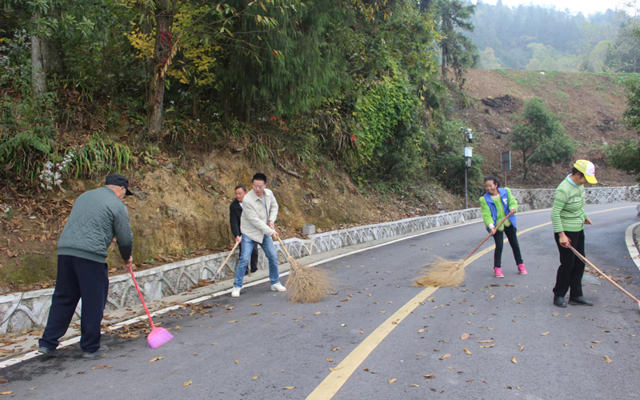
462;128;473;209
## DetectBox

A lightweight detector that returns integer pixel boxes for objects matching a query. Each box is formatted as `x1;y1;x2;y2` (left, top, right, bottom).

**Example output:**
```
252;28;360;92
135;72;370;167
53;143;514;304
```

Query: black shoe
553;296;567;308
569;296;593;306
38;347;58;357
250;267;258;273
82;345;109;359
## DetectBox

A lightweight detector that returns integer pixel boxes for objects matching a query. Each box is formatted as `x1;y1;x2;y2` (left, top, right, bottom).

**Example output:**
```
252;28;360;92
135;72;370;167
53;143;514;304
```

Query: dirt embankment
459;69;638;187
0;149;461;294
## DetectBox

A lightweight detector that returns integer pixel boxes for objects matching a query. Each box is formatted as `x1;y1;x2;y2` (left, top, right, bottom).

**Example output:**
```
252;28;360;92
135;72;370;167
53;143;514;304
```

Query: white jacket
240;188;279;243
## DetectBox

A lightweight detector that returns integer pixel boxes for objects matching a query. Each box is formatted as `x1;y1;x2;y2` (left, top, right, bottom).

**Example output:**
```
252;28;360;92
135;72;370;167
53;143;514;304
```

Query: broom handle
128;264;156;329
463;210;516;262
215;241;239;276
568;245;640;303
276;236;294;260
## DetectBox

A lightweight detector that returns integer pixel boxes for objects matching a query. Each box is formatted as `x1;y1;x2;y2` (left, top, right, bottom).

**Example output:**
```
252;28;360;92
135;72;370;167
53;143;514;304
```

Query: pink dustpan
128;265;174;348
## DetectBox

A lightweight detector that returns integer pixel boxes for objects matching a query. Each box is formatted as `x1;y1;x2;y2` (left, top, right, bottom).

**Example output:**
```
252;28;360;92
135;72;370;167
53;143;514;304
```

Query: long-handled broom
568;245;640;313
214;241;239;278
127;265;174;349
276;236;332;303
414;210;516;287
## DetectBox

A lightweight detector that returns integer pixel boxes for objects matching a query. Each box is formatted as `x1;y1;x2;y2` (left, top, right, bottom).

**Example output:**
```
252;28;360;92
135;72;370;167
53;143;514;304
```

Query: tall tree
510;98;575;180
435;0;477;81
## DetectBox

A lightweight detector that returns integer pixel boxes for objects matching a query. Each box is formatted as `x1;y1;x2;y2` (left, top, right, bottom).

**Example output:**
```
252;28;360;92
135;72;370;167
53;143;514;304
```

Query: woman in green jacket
550;160;596;308
479;176;527;278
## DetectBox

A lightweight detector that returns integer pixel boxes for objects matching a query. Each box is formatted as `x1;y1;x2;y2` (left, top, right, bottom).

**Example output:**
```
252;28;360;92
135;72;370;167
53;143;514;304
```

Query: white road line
625;222;640;271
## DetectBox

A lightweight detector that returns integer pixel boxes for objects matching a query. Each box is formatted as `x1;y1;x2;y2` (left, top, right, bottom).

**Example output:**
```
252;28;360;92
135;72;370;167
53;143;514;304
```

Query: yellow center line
306;205;634;400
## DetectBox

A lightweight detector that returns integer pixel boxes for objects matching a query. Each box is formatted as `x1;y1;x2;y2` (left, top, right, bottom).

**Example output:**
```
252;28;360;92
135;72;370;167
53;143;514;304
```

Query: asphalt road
2;204;639;400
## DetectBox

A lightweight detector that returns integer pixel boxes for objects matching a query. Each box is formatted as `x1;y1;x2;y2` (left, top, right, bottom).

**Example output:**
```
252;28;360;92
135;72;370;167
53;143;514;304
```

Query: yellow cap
573;160;597;184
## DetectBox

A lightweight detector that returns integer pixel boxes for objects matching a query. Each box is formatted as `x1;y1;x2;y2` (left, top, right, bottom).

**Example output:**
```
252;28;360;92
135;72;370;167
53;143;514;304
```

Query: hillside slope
459;69;638;187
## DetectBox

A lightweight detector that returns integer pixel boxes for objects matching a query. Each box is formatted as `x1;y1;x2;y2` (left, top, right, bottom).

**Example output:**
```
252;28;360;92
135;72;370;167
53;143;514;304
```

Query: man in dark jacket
39;174;134;358
230;185;258;274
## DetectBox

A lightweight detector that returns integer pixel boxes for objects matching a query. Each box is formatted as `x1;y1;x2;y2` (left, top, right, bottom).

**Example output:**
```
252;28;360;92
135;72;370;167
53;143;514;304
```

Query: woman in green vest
479;176;527;278
550;160;596;308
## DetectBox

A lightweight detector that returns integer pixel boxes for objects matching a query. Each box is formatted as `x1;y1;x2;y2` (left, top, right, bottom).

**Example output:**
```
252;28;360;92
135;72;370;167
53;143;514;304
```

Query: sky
476;0;626;16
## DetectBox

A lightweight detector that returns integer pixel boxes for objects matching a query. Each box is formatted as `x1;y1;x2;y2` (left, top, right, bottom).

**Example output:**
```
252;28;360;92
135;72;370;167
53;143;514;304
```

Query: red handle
128;265;156;329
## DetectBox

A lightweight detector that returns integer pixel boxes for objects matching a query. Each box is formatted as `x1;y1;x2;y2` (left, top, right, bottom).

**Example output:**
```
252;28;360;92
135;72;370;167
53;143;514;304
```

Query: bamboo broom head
414;257;466;287
285;257;333;304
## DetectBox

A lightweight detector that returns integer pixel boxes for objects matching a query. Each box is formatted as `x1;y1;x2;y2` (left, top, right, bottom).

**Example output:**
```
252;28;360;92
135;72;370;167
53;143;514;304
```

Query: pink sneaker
494;267;504;278
517;264;528;275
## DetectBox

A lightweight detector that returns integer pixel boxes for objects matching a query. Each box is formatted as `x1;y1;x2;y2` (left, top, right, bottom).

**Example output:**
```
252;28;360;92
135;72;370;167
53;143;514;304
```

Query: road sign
501;151;511;172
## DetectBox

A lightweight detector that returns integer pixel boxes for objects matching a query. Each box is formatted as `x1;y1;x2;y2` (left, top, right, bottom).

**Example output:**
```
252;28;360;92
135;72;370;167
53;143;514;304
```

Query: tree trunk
148;0;174;138
441;46;447;81
522;151;528;180
31;33;47;95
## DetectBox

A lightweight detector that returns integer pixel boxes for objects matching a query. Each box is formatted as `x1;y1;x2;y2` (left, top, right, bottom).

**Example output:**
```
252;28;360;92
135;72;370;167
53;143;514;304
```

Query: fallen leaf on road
552;313;559;317
0;380;6;383
464;348;472;355
388;378;397;384
252;376;258;380
235;360;239;364
418;329;425;333
439;354;451;360
149;357;164;363
228;320;237;324
461;333;470;340
252;304;261;306
326;358;333;362
0;392;12;395
541;332;549;336
592;341;602;344
183;381;193;387
379;311;386;314
424;374;436;379
92;366;112;370
314;312;322;316
605;355;613;363
477;340;494;343
511;356;517;364
504;386;512;389
480;345;495;348
563;314;571;318
332;347;341;352
520;345;524;352
175;325;181;330
490;295;495;299
28;388;35;391
283;386;295;390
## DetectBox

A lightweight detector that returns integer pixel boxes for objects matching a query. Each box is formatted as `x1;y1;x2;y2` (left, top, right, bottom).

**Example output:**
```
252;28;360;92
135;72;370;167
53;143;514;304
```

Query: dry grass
285;258;333;303
414;257;466;288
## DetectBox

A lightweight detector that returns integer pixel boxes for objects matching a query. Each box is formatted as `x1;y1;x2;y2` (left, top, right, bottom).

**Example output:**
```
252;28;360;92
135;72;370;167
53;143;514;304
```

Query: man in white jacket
231;173;287;297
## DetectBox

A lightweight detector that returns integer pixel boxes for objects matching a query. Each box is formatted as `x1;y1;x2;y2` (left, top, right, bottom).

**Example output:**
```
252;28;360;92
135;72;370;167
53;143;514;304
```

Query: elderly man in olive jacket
39;174;134;358
231;173;286;297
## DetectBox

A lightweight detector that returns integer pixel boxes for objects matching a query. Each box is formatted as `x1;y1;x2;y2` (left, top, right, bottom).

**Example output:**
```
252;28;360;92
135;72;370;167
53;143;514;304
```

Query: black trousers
39;255;109;353
553;230;585;298
238;242;259;273
492;224;524;269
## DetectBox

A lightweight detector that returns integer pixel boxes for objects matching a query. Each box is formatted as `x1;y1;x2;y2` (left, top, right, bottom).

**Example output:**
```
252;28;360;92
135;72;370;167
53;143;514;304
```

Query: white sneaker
231;287;241;297
271;282;287;292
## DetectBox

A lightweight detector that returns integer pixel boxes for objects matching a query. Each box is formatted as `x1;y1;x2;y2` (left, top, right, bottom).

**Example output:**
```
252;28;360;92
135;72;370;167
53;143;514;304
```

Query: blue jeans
234;234;280;288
